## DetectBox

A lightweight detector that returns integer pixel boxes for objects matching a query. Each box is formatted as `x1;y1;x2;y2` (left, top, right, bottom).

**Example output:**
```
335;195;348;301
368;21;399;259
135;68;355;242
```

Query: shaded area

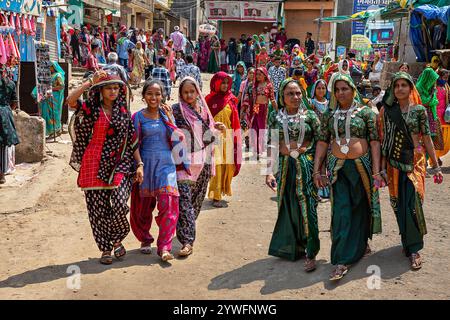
0;247;183;289
208;246;410;295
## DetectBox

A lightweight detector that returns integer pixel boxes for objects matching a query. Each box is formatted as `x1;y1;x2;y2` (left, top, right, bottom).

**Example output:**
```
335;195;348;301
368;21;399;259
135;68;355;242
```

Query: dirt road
1;74;450;299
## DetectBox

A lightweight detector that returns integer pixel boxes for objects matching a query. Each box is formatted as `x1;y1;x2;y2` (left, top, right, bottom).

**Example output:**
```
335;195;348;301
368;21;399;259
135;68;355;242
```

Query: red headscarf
205;72;242;176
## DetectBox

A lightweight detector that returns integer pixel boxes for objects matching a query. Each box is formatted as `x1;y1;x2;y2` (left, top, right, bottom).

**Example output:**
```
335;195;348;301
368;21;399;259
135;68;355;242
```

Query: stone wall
13;111;45;164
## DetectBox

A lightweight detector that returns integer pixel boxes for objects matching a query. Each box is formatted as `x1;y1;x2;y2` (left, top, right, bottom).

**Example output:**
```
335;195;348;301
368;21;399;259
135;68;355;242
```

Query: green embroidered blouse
318;104;379;143
267;109;321;148
401;105;431;136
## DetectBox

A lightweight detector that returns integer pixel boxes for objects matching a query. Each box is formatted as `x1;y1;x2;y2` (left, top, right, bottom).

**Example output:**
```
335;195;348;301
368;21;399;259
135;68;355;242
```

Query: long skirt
130;183;179;255
328;153;382;266
249;103;268;157
436;124;450;158
387;148;427;256
84;177;132;252
176;164;211;246
268;155;320;261
207;50;219;74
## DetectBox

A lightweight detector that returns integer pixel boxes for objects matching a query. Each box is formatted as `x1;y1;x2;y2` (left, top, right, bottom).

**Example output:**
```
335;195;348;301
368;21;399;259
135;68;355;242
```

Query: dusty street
1;73;450;300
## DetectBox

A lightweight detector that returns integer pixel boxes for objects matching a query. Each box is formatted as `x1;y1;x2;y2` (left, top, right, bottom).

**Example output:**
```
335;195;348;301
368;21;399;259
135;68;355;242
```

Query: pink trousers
130;183;179;255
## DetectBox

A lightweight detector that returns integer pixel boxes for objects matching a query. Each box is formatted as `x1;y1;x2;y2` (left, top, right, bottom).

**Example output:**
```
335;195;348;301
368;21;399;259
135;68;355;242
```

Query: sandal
100;251;113;265
178;244;193;257
410;253;422;270
329;265;348;281
304;258;316;272
161;251;174;262
140;242;152;255
113;243;126;259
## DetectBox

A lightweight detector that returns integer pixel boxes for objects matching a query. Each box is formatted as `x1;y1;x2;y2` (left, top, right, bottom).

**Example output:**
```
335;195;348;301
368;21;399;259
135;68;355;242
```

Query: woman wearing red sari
206;72;242;207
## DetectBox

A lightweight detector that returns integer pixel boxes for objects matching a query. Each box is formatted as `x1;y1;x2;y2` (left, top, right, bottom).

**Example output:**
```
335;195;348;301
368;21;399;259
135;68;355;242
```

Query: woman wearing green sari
266;79;321;272
313;73;383;281
32;62;65;137
379;72;443;270
207;36;220;74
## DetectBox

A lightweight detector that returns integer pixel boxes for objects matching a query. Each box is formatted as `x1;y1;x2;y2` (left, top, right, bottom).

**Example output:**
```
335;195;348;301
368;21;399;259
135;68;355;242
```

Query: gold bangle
312;171;321;177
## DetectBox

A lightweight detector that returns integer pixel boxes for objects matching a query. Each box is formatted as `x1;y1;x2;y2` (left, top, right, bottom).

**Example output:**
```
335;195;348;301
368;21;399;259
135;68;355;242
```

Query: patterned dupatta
381;72;421;172
70;77;138;184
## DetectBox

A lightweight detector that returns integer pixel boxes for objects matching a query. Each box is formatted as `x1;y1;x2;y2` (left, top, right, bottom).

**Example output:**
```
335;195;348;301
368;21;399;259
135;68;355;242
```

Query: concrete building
120;0;154;30
170;0;203;38
82;0;121;27
284;0;336;45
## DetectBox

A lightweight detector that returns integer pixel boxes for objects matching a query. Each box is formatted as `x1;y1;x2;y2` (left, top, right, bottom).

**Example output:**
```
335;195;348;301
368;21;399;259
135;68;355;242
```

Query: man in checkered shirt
179;55;203;90
150;56;172;100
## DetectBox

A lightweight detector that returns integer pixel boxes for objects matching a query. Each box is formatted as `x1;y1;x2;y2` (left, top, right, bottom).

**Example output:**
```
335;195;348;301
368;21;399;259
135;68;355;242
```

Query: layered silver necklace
276;104;307;159
333;102;358;155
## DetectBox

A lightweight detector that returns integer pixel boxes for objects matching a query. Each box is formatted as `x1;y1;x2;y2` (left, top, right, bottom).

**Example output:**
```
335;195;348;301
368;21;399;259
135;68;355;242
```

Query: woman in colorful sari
207;36;221;74
165;39;176;82
32;62;65;138
309;79;330;200
232;61;247;98
199;36;210;72
130;80;190;262
130;41;146;87
206;72;242;208
435;69;450;161
379;72;443;270
266;79;321;272
67;70;140;265
320;56;333;79
251;67;277;159
304;59;318;98
416;67;444;157
172;77;226;256
314;73;382;281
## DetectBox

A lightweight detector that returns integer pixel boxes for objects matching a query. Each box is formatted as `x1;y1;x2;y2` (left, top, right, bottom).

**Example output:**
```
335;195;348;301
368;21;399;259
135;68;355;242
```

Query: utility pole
316;5;324;55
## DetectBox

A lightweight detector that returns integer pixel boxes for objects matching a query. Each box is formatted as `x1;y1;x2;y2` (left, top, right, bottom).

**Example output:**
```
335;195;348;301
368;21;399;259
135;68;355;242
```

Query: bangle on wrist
137;161;144;167
313;171;320;177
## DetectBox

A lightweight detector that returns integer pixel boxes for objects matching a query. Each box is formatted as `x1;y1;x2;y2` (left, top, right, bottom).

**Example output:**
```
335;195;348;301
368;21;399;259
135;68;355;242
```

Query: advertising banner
351;0;394;35
206;1;278;22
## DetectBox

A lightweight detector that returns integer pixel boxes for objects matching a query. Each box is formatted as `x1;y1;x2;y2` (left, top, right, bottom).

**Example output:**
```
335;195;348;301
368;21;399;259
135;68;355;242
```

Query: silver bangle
137;161;144;167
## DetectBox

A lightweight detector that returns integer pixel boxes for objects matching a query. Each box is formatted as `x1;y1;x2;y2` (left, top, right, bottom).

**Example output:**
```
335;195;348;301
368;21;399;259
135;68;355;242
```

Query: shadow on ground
0;245;184;288
208;245;410;295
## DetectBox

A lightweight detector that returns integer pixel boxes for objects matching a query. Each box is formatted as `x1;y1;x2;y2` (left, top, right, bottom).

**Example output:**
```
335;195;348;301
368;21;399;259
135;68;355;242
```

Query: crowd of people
2;22;448;283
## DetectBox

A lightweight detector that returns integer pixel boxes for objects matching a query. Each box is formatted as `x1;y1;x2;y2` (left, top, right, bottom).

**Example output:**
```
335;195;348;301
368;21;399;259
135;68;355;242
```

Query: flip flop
113;244;126;259
329;265;348;281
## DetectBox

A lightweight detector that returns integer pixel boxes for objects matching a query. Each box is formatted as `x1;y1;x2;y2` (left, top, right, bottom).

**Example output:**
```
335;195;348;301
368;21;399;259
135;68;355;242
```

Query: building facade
120;0;154;30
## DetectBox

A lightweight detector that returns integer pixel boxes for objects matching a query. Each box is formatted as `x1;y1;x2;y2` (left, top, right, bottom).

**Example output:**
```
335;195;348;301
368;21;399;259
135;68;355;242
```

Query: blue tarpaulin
410;5;450;62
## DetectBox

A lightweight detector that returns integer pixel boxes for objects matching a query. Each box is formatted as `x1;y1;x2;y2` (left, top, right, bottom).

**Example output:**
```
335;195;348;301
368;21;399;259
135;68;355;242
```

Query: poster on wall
351;0;394;35
240;2;277;22
34;41;52;103
205;1;278;22
205;1;241;21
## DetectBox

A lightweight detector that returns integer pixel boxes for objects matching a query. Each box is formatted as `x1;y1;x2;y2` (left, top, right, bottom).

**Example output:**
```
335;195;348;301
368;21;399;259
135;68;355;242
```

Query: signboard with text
351;0;393;35
205;1;278;22
0;0;42;16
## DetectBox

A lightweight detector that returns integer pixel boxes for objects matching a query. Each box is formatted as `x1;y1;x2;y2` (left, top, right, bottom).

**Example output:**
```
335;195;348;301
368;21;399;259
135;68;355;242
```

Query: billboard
351;0;394;35
205;1;278;22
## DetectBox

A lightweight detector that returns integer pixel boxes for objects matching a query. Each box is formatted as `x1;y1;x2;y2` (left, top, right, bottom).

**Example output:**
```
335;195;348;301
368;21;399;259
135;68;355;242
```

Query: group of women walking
66;61;444;283
265;71;443;281
67;69;240;264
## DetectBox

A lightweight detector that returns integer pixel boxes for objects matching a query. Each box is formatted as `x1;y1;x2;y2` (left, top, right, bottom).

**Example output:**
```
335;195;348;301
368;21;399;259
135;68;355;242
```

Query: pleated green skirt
268;157;320;261
331;159;370;265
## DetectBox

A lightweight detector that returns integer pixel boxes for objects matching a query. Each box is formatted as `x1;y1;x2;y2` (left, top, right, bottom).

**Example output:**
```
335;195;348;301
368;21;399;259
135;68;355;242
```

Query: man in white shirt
170;26;186;53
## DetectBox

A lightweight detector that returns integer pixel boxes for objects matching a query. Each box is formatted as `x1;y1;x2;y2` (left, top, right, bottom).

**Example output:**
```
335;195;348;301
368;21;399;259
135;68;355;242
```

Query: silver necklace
400;103;412;123
333;103;357;155
277;105;307;159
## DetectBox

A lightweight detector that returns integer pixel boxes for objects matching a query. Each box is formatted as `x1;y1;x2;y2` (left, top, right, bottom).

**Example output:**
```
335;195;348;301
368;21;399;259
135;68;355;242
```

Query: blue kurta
133;110;178;197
